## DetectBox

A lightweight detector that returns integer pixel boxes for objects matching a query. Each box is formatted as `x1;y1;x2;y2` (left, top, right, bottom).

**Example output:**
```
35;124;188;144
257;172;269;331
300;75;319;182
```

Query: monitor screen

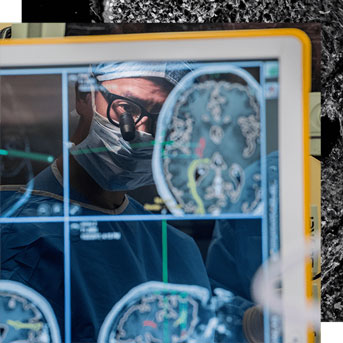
0;59;283;343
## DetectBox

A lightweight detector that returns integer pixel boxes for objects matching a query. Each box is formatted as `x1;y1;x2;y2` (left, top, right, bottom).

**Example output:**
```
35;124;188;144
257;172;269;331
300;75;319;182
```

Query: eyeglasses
98;83;159;135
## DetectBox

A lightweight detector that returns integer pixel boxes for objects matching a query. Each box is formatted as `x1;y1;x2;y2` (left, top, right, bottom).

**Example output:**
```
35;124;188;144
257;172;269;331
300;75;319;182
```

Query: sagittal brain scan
153;65;262;215
98;282;215;343
0;280;61;343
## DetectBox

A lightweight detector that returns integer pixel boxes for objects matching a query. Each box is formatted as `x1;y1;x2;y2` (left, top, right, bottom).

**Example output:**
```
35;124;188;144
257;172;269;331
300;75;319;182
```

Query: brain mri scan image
0;280;61;343
153;65;262;215
98;282;259;343
98;282;216;343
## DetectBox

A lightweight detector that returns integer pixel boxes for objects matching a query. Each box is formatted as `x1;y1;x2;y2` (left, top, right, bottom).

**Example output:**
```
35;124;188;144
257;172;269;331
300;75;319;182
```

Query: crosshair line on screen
162;219;168;284
129;140;174;149
0;149;54;163
69;141;174;156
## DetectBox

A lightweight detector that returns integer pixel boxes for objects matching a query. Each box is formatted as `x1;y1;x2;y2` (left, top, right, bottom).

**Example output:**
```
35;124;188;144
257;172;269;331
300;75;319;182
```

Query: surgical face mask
70;110;155;191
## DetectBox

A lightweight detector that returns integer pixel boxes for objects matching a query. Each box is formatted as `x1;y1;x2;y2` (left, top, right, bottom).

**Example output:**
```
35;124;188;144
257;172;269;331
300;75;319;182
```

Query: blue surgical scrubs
206;151;279;301
1;165;211;342
206;219;262;302
206;152;279;342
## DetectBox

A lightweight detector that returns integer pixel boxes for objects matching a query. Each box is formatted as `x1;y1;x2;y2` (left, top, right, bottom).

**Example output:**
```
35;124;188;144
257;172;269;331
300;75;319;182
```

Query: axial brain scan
153;65;262;215
98;282;215;343
98;282;257;343
0;280;61;343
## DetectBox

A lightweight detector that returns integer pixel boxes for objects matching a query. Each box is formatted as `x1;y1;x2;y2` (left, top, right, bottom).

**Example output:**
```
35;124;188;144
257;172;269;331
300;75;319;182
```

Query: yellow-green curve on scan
7;319;43;331
187;158;210;214
173;309;188;328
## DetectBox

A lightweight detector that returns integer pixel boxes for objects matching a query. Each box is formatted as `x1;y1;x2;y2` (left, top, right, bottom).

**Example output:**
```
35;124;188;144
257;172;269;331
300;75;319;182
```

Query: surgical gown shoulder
0;167;209;288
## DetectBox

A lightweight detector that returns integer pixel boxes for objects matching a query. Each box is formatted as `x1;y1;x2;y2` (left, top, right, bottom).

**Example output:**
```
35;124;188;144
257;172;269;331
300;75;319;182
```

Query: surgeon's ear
75;82;93;121
70;82;93;145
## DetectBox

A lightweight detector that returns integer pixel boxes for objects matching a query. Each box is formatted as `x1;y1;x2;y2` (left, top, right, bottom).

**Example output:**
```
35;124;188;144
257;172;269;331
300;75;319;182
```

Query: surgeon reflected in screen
0;63;213;342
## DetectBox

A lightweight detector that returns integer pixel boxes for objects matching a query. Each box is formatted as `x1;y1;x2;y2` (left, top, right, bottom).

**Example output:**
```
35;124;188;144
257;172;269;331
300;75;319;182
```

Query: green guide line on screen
0;149;54;163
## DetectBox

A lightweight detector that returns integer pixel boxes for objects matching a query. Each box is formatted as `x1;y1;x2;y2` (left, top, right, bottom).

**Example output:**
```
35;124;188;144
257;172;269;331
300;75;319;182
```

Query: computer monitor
0;29;315;343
